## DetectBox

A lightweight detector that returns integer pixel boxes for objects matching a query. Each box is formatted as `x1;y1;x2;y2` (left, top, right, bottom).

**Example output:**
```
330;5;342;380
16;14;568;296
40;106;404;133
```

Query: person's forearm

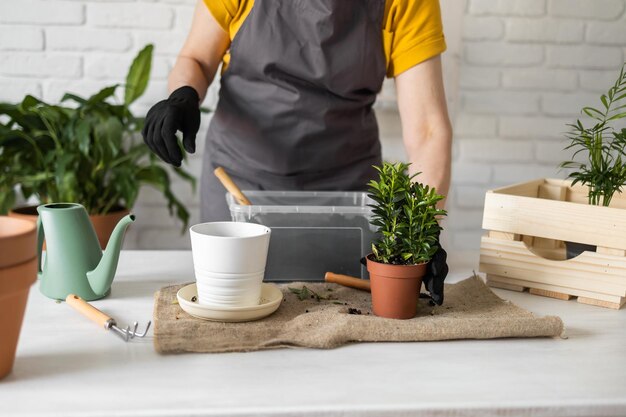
167;0;230;102
395;56;452;209
404;125;452;208
168;55;212;102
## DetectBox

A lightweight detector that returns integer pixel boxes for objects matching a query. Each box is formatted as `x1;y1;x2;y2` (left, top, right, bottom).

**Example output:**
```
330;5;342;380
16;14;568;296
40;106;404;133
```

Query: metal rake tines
109;321;152;342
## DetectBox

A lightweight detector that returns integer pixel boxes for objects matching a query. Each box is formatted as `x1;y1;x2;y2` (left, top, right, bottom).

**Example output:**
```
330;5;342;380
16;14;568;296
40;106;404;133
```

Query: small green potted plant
0;44;195;247
366;162;447;319
560;62;626;258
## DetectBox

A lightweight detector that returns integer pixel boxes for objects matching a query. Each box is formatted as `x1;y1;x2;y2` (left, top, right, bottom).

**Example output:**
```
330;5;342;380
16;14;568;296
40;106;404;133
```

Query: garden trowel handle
66;294;114;330
214;167;252;206
324;272;371;292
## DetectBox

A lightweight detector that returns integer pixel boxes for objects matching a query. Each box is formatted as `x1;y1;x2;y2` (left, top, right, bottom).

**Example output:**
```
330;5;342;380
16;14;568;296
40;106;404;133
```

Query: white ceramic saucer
177;283;282;322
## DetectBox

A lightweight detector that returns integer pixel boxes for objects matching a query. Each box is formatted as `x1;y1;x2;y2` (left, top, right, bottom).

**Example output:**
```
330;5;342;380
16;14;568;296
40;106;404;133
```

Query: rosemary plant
368;162;446;265
560;63;626;206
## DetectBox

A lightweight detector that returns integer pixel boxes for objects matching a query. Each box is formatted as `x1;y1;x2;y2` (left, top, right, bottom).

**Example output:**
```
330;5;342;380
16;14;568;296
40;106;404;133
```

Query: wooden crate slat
488;178;544;197
485;275;524;292
529;288;574;300
480;250;626;296
480;256;626;296
577;297;626;309
481;237;626;275
510;178;626;204
483;186;626;251
481;237;626;292
544;178;576;188
485;274;625;305
597;247;626;257
488;231;521;241
538;183;567;201
480;259;626;297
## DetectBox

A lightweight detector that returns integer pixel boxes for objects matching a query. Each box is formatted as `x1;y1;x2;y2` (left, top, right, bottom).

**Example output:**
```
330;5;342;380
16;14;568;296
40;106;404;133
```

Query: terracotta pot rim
0;217;36;242
366;254;428;280
11;204;129;218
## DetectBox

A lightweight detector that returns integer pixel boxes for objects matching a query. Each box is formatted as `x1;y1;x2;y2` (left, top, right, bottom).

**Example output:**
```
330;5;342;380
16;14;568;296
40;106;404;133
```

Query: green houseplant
560;62;626;257
0;44;195;246
366;162;446;319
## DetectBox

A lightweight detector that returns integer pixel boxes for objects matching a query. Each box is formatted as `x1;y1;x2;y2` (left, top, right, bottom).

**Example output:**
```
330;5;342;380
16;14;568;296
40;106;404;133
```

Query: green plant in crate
560;62;626;207
0;44;195;230
367;162;446;265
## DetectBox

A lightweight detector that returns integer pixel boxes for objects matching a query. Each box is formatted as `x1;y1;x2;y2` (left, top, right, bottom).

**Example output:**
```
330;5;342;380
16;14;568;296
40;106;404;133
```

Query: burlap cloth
153;275;564;354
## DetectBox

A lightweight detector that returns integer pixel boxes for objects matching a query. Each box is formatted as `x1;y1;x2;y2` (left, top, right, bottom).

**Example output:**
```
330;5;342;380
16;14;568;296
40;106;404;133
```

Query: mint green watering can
37;203;135;301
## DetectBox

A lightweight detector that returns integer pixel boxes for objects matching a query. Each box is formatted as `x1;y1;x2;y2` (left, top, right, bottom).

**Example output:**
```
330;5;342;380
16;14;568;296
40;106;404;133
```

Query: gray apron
201;0;386;221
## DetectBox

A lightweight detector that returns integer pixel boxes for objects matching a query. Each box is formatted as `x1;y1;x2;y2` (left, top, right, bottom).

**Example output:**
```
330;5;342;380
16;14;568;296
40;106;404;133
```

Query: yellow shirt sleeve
203;0;238;34
203;0;253;39
203;0;254;72
383;0;447;78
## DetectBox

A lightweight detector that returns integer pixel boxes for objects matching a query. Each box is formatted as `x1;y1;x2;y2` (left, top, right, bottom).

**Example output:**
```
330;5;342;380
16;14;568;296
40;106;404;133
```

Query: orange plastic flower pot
366;254;427;320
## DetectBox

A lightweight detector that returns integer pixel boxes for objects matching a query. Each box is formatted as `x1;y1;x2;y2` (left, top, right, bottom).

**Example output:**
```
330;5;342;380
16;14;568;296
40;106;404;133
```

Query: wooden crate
479;178;626;309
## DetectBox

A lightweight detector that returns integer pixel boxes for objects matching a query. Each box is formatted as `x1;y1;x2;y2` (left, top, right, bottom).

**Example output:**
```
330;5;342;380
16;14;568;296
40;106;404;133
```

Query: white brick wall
1;0;626;266
451;0;626;258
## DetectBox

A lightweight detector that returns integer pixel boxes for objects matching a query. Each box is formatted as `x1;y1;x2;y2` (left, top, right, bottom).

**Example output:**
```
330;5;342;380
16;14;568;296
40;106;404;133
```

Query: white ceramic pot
196;271;264;304
192;269;265;283
190;222;271;274
196;275;264;294
196;271;265;307
190;222;271;306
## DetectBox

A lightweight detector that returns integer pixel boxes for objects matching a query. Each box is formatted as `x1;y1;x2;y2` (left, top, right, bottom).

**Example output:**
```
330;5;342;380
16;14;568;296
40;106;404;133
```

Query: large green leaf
0;102;20;119
88;85;119;104
20;95;44;111
61;93;87;105
124;44;153;106
75;119;91;155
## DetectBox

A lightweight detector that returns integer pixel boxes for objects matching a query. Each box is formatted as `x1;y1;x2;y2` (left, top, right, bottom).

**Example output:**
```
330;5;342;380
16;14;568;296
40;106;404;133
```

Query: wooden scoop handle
214;167;252;206
66;294;113;329
324;272;371;292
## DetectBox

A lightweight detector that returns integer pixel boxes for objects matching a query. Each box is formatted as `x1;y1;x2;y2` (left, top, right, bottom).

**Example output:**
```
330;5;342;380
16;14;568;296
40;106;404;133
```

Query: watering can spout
87;213;135;296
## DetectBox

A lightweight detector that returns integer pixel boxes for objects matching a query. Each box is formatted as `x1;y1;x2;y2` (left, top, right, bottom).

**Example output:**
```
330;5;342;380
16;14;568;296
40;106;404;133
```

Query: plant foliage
0;44;196;231
368;162;446;265
560;62;626;206
288;285;329;302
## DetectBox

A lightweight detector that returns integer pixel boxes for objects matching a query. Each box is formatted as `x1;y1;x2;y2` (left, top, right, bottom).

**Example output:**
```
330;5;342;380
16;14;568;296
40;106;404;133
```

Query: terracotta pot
0;216;38;379
366;254;427;320
0;216;37;268
10;205;130;249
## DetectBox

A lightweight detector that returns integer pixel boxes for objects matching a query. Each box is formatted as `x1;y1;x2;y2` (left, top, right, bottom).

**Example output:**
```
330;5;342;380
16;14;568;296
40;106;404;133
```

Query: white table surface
1;250;625;417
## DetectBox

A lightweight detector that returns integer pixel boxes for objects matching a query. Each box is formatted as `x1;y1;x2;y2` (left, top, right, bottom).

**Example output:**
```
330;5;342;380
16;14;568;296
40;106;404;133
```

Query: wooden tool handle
214;167;252;206
325;272;371;292
66;294;112;329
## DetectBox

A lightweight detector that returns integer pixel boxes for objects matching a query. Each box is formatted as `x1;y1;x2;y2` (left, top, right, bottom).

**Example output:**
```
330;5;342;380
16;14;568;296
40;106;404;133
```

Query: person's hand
422;237;448;306
142;86;200;167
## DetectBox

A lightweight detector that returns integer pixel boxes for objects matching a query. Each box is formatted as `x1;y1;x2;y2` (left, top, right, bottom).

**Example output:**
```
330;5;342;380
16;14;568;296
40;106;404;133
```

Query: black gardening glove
142;86;200;167
422;236;449;306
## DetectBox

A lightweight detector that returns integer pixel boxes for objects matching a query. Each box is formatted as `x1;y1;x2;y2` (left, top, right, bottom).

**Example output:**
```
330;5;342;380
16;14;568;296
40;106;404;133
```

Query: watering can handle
36;216;44;274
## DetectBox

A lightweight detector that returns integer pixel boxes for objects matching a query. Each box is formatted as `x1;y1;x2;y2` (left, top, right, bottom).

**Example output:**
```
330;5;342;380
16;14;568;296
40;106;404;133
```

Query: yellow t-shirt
203;0;446;78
